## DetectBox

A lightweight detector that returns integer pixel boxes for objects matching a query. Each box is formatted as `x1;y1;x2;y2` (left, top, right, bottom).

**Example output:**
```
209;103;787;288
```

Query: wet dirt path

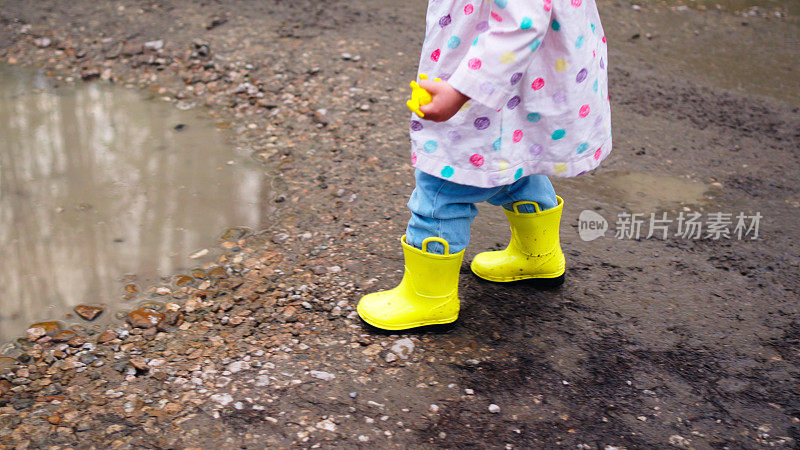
0;0;798;448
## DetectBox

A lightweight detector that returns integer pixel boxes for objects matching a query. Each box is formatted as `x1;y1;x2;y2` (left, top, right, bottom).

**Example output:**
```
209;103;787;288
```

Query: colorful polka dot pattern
409;0;612;187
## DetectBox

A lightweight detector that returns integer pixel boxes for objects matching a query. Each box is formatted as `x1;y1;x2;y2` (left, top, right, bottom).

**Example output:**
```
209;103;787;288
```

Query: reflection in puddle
561;171;711;211
0;65;269;342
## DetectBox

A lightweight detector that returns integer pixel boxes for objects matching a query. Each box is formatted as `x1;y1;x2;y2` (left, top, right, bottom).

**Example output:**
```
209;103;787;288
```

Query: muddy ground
1;0;799;448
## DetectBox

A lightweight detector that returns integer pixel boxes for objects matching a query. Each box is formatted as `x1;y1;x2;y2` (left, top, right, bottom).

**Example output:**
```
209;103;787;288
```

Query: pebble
130;357;148;371
669;435;691;448
74;304;104;321
390;338;415;359
51;330;77;342
488;404;500;413
227;361;250;373
143;40;164;51
127;308;165;328
26;321;61;341
33;37;51;48
97;330;117;343
309;370;335;381
210;393;233;406
384;352;398;363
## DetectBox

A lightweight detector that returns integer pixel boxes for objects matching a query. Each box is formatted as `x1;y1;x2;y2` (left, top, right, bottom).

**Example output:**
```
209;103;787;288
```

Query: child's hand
417;80;470;122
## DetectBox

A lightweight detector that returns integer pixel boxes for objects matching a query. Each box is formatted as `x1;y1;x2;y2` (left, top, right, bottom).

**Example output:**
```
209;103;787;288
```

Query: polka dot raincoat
410;0;612;187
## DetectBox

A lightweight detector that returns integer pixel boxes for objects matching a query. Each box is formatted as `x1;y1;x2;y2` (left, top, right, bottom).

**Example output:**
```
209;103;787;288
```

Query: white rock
668;435;691;448
488;404;500;413
391;338;415;359
429;404;440;412
189;248;208;259
309;370;335;381
255;375;270;387
384;352;398;363
316;419;337;432
144;40;164;51
227;361;250;373
210;393;233;406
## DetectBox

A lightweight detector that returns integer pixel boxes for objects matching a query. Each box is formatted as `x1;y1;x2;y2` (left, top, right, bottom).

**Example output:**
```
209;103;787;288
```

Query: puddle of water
560;171;712;211
0;64;271;344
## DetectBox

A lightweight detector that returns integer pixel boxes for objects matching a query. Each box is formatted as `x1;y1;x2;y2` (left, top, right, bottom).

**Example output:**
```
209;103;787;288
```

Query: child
357;0;611;330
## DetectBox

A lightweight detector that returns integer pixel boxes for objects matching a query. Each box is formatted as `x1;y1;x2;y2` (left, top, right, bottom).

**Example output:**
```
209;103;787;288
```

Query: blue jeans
406;169;558;254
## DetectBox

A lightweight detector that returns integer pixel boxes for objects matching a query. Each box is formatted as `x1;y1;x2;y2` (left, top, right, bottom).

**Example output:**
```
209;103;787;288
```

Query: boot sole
470;268;565;288
359;318;457;334
356;308;458;333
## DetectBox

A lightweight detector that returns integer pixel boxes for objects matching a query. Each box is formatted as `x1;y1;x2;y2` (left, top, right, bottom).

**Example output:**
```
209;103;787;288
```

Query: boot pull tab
421;237;450;255
512;201;542;214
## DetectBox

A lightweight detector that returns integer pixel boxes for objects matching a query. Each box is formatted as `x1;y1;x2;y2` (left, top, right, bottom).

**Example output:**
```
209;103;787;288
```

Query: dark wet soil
1;0;798;448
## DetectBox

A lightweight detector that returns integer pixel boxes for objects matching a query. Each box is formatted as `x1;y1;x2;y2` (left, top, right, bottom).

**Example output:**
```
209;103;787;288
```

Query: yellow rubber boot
470;196;566;283
357;236;464;330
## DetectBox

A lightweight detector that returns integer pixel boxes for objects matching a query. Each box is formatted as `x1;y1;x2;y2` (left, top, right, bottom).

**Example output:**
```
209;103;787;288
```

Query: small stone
143;40;164;51
465;388;474;395
121;42;143;56
271;233;289;244
429;404;440;412
34;37;52;48
0;380;12;395
51;330;77;342
349;392;357;398
668;435;691;448
130;357;148;371
316;419;337;432
227;361;249;373
384;352;398;363
155;287;171;296
97;330;117;343
127;308;165;328
391;338;415;359
106;424;125;434
74;305;104;321
27;321;61;341
47;415;62;425
488;404;500;413
210;393;233;406
309;370;335;381
0;357;15;372
189;248;208;259
60;358;85;371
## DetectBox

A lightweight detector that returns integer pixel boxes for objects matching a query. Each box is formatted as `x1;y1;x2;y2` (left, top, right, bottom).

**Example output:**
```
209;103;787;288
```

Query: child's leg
406;170;499;254
471;174;565;283
486;174;558;212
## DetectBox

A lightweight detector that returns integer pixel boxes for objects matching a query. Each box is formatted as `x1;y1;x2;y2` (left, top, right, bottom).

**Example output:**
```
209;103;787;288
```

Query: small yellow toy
406;73;441;118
